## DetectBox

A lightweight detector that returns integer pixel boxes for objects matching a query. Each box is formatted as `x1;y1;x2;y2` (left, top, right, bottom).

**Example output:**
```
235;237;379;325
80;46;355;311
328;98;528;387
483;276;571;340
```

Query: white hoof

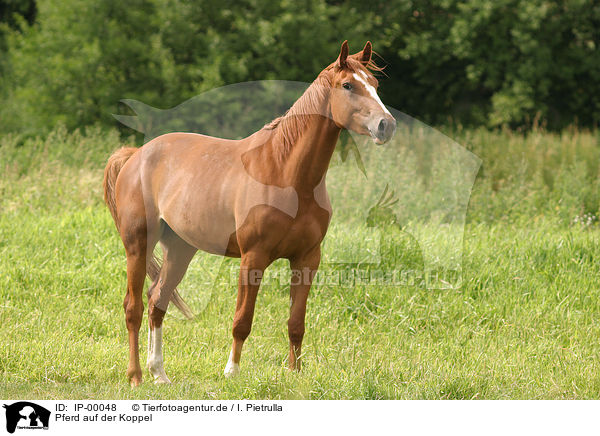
224;361;240;378
224;350;240;377
153;374;172;384
148;359;171;384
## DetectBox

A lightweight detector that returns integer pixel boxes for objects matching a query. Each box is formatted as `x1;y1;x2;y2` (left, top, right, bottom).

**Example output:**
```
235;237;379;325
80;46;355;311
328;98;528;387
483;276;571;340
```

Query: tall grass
0;126;599;399
460;127;600;226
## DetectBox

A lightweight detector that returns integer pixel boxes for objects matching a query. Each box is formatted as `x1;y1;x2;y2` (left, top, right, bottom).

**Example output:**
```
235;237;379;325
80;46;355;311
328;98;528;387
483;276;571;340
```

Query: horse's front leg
288;248;321;371
224;251;269;377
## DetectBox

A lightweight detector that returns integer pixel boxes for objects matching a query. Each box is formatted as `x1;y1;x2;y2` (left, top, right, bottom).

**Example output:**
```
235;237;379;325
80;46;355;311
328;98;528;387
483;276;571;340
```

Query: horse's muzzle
372;115;396;145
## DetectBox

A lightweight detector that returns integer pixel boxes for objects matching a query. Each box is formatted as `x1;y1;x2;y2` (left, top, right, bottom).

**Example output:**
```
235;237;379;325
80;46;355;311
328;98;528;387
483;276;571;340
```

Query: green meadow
1;126;600;399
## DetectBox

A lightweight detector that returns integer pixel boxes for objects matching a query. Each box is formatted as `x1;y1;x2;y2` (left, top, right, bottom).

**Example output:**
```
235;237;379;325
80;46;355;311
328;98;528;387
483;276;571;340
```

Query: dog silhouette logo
3;402;50;433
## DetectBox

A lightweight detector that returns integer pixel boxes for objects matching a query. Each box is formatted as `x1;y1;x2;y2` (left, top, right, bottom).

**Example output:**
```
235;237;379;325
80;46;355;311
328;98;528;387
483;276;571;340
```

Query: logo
114;81;481;309
2;402;50;433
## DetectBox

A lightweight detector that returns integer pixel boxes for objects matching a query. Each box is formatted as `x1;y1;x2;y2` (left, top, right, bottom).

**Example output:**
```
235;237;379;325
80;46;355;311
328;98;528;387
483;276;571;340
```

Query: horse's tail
147;255;194;319
103;147;194;319
103;147;138;229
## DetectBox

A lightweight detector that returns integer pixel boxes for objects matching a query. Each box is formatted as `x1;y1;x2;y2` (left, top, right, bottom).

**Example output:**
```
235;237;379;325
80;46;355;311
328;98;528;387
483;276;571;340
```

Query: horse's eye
342;82;352;91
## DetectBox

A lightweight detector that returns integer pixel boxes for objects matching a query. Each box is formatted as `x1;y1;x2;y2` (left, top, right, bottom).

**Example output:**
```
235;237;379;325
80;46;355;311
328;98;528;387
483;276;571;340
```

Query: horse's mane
262;72;332;160
263;56;383;163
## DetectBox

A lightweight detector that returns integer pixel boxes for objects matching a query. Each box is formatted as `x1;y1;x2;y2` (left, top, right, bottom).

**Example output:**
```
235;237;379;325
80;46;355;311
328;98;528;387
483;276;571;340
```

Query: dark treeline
0;0;599;136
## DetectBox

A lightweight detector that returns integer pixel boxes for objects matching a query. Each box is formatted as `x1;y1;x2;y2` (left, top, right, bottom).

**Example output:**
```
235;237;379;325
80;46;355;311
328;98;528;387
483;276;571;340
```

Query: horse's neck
279;114;340;191
269;75;340;191
249;76;340;191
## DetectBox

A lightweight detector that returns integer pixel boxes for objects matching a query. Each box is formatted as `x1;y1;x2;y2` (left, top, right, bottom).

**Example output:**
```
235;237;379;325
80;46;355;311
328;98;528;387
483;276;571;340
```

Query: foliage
0;0;36;49
0;0;598;135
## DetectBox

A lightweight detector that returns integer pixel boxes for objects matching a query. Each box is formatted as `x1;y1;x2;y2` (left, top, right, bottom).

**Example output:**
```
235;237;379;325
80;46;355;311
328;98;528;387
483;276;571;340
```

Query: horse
103;40;396;386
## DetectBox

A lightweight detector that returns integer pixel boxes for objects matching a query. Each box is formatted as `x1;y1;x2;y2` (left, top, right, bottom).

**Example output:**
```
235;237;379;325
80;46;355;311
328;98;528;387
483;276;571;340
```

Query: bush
0;0;598;134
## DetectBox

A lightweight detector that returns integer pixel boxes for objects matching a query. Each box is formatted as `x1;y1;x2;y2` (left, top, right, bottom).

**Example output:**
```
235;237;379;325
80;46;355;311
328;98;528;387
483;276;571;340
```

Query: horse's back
143;132;240;159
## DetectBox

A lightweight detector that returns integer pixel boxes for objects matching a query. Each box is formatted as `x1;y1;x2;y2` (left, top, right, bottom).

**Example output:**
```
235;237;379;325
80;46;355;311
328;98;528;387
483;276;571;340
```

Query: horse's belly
166;214;236;255
161;196;237;256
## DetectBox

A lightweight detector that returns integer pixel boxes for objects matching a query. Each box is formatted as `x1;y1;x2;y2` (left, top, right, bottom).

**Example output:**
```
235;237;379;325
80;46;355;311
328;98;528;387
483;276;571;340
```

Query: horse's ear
338;40;349;69
360;41;372;65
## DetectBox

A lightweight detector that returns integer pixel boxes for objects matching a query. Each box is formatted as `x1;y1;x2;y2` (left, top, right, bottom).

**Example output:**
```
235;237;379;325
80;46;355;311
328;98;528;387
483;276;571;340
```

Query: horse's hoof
153;375;171;384
224;370;239;378
129;377;142;388
148;359;171;384
224;363;240;378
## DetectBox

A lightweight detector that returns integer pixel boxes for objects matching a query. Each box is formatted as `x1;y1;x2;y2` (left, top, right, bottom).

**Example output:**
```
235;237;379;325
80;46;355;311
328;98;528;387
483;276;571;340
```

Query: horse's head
327;40;396;145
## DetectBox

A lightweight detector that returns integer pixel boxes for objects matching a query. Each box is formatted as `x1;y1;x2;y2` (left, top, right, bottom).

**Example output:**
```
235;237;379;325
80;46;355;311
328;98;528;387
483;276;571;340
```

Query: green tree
0;0;599;134
1;0;167;134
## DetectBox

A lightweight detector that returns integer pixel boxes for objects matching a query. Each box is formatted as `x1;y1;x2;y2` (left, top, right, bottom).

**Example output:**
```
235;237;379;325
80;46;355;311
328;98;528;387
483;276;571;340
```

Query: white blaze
353;72;391;115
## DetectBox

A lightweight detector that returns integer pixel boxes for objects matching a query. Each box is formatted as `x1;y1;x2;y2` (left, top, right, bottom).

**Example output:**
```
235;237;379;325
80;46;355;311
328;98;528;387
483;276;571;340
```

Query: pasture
1;126;599;399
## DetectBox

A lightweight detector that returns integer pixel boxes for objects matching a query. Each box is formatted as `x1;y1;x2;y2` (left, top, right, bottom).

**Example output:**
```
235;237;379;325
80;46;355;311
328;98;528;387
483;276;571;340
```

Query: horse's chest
232;190;331;258
276;202;330;255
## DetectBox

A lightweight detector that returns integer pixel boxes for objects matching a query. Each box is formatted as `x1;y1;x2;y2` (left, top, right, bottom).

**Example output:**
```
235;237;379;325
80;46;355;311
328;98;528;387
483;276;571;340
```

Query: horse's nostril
378;119;386;133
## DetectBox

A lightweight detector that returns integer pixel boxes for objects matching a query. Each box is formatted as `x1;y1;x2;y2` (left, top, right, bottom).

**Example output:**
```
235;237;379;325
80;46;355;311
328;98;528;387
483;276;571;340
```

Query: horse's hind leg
122;229;149;387
120;197;162;387
147;225;196;384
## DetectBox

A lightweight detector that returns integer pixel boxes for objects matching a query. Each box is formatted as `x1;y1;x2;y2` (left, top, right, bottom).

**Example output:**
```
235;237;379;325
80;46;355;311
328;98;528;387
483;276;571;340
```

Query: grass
1;125;599;399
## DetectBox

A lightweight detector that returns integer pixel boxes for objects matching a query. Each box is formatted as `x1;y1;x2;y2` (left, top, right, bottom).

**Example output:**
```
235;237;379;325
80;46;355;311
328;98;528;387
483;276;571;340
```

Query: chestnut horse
103;41;396;386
